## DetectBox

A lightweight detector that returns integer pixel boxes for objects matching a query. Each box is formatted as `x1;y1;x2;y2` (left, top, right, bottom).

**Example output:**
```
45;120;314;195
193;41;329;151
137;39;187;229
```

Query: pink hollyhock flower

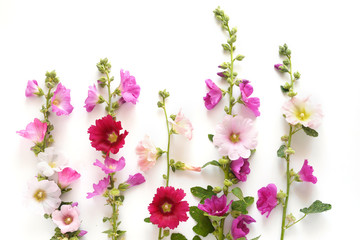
170;110;193;140
58;167;81;189
148;186;189;229
256;183;278;218
86;176;110;199
126;173;146;187
274;63;283;70
78;230;87;237
118;69;140;104
51;83;74;116
25;80;41;97
52;204;81;234
84;84;100;112
88;115;128;154
282;96;323;129
94;156;126;174
230;157;250;182
239;80;260;117
17;118;47;143
203;79;222;110
198;195;232;216
37;147;68;177
298;159;317;184
136;135;160;172
231;215;256;240
213;115;257;160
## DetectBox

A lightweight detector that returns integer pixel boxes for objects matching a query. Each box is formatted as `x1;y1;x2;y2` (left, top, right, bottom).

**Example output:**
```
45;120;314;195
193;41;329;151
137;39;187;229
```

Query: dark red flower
88;115;128;154
148;186;189;229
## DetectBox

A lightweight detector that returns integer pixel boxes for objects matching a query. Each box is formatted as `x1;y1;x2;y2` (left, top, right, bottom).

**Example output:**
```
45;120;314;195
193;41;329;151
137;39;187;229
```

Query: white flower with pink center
169;110;193;140
37;147;68;177
52;204;81;234
282;96;323;129
213;115;257;160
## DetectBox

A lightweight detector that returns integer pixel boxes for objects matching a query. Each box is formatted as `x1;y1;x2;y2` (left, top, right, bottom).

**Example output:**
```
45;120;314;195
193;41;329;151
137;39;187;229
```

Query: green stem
158;228;163;240
162;98;171;187
285;214;307;229
226;25;235;116
106;71;113;116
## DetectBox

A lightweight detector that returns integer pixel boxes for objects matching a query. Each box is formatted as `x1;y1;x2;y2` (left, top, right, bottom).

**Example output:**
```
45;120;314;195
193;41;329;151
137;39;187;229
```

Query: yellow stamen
64;216;73;225
48;162;57;168
230;133;240;143
34;189;46;202
52;99;60;106
161;202;172;213
108;132;118;143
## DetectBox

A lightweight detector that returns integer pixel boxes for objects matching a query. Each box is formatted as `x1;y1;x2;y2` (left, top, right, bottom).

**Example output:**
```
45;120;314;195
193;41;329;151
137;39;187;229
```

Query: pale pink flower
136;135;160;172
183;164;201;172
93;156;126;174
282;96;323;129
51;83;74;116
84;84;99;112
37;147;68;177
170;110;193;140
58;167;81;189
298;159;317;184
86;176;110;199
239;80;260;117
213;115;257;160
17;118;47;143
52;204;81;234
203;79;222;110
119;69;140;104
25;80;40;97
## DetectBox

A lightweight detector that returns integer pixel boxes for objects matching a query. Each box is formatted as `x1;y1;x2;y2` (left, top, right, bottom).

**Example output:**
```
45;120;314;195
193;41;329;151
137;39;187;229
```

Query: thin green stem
285;214;307;229
226;25;235;116
158;228;163;240
106;71;113;116
161;98;172;187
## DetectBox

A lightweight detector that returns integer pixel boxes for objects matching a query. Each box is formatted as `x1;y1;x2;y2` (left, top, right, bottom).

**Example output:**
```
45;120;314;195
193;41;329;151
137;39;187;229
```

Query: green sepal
300;200;331;214
302;125;319;137
190;186;216;203
202;160;221;168
277;145;287;158
144;217;151;223
208;134;214;142
280;85;290;93
171;233;187;240
189;206;215;237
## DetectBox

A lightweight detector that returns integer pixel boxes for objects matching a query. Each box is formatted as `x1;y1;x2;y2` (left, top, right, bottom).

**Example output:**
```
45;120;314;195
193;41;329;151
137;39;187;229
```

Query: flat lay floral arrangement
17;7;331;240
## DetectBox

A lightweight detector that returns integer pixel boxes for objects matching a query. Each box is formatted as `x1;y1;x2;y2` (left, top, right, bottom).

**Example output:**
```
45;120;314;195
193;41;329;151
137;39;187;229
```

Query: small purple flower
231;215;256;240
274;63;283;70
230;157;250;182
126;173;146;187
203;79;222;110
51;83;74;116
25;80;40;97
78;230;87;237
198;195;232;216
93;156;126;174
84;84;99;112
298;159;317;184
217;72;226;78
119;69;140;104
256;183;278;218
86;176;110;199
240;80;260;117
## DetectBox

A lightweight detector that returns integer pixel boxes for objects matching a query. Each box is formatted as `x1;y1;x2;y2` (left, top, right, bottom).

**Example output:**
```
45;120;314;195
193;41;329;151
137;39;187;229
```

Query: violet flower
256;183;278;218
119;69;140;104
298;159;317;184
86;176;110;199
25;80;41;97
230;157;250;182
84;84;100;112
239;80;260;117
93;156;126;174
231;215;256;240
51;83;74;116
198;195;232;216
126;173;146;187
203;79;222;110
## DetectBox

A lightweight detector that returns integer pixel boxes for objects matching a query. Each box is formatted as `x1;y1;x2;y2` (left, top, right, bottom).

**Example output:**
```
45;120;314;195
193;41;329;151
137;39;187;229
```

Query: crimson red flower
148;186;189;229
88;115;128;154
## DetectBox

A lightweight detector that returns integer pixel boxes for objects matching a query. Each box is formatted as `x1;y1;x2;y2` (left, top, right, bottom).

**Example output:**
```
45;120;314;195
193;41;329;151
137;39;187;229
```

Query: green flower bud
163;230;170;237
213;186;222;193
235;54;245;61
277;190;287;200
224;179;233;187
109;188;120;197
157;101;164;108
97;95;105;104
281;135;289;142
285;147;295;155
218;158;229;165
69;237;79;240
286;213;296;223
287;91;297;97
170;114;176;121
294;71;301;79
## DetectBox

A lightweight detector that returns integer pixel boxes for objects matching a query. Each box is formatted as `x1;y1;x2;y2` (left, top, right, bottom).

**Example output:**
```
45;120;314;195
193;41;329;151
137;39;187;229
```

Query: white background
1;0;359;239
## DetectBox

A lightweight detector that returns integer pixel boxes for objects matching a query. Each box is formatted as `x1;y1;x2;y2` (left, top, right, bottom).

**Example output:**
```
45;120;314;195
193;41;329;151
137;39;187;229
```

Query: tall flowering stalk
190;7;260;240
17;71;86;239
139;90;198;239
256;44;331;239
85;58;144;240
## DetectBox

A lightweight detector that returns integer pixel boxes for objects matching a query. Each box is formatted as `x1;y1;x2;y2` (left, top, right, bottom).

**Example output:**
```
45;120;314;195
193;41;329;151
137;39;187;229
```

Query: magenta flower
17;118;47;143
231;215;256;240
298;159;317;184
119;69;140;104
78;230;87;237
169;110;193;140
239;80;260;117
58;167;81;189
256;183;278;218
52;204;81;234
25;80;40;97
230;157;250;182
51;83;74;116
213;115;257;160
203;79;222;110
274;63;283;70
198;195;232;216
84;84;99;112
126;173;146;187
93;156;126;174
86;176;110;199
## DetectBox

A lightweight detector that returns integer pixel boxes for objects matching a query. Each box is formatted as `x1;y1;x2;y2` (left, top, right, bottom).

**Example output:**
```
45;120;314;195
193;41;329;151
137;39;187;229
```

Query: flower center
33;189;47;202
64;216;73;225
230;133;240;143
108;132;118;143
161;202;173;213
48;162;57;168
52;99;60;106
295;108;310;121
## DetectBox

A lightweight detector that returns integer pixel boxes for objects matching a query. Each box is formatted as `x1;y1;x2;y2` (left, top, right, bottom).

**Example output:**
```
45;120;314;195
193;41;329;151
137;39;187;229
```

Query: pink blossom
274;63;283;70
239;80;260;117
256;184;278;218
94;156;126;174
51;83;74;116
298;159;317;184
231;215;256;240
86;176;110;199
136;135;160;172
203;79;222;110
84;84;99;112
170;110;193;140
213;115;257;160
183;164;201;172
119;69;140;104
58;167;81;189
230;157;250;182
25;80;40;97
198;195;232;216
52;204;81;234
126;173;146;187
17;118;47;143
282;96;323;129
78;230;87;237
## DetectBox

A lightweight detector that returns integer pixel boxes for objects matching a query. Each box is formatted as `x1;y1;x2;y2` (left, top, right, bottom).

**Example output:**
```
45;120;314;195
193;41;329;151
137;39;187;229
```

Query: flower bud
285;147;295;155
294;71;301;79
224;179;233;187
218;158;229;165
163;230;170;237
218;62;228;69
287;91;297;97
109;188;120;197
213;186;222;193
277;190;287;200
281;135;289;142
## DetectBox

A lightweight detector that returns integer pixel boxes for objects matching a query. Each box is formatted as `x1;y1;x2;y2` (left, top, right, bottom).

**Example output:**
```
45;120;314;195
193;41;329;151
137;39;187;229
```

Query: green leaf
144;217;150;223
277;145;287;158
302;126;319;137
202;160;221;168
231;187;244;201
190;206;215;237
171;233;187;240
231;196;254;215
300;200;332;214
190;186;216;203
208;134;214;142
193;236;201;240
250;236;261;240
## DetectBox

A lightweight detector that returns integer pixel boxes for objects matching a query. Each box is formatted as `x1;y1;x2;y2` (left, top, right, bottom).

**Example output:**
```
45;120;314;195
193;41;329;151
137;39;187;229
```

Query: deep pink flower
203;79;222;110
119;69;140;104
230;157;250;182
256;184;278;218
240;80;260;117
86;176;110;199
78;230;87;237
170;110;193;140
52;204;81;234
274;63;283;70
148;186;189;229
198;195;232;216
94;156;126;174
25;80;40;97
84;84;99;112
213;115;257;160
88;115;128;154
136;135;160;172
58;167;81;189
17;118;47;143
126;173;145;187
51;83;74;116
298;159;317;184
231;215;256;240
